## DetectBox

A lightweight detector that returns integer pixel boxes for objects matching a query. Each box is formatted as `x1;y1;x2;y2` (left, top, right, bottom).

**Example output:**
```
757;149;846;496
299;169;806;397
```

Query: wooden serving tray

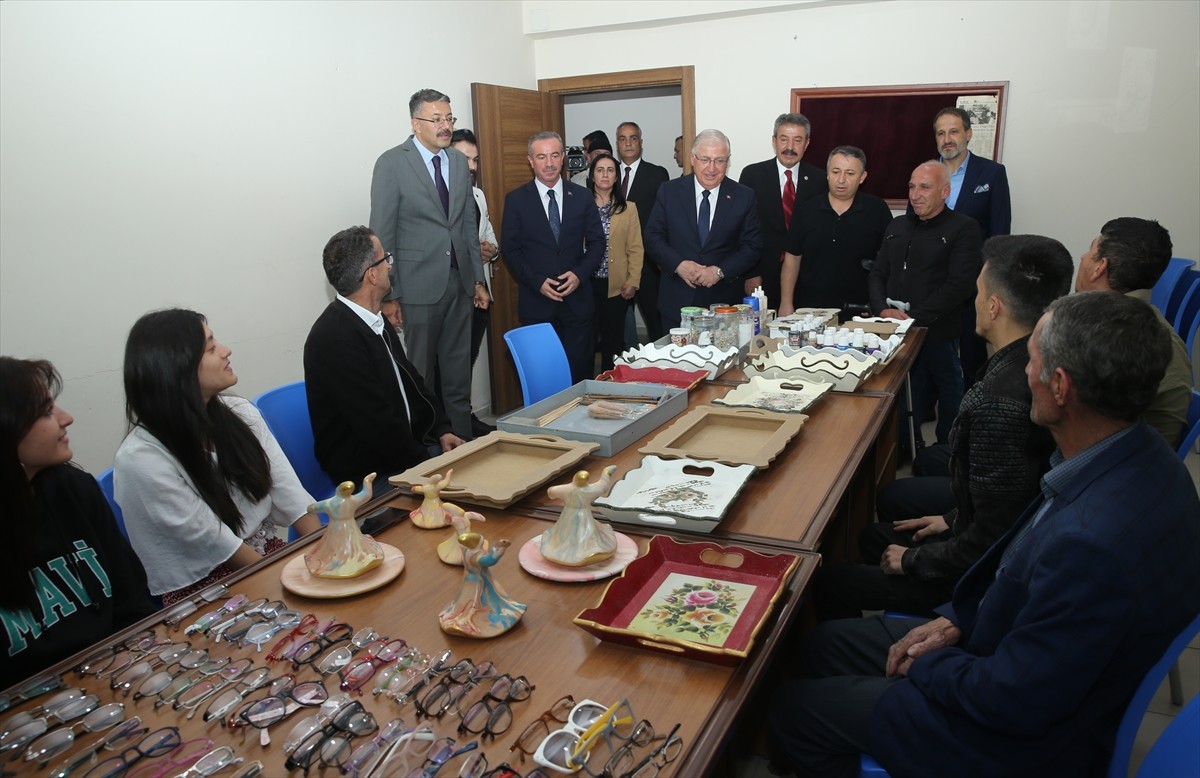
573;535;800;665
713;376;831;414
388;432;598;509
639;405;805;470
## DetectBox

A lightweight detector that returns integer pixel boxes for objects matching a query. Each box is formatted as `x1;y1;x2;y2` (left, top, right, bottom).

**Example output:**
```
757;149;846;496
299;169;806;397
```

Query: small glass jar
712;306;739;350
691;312;716;346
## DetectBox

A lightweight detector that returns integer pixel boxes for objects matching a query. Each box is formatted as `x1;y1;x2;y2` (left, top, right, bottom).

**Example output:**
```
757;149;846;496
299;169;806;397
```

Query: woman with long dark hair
0;357;156;688
115;309;320;604
587;152;644;371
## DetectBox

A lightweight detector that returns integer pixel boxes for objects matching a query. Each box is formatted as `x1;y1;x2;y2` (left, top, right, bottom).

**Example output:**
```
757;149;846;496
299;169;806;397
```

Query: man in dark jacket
816;235;1074;619
304;226;463;488
869;161;982;447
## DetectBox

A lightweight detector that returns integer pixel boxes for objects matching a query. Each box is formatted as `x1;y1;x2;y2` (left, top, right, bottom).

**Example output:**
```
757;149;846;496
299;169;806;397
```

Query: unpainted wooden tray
388;431;598;509
713;376;831;414
638;405;805;470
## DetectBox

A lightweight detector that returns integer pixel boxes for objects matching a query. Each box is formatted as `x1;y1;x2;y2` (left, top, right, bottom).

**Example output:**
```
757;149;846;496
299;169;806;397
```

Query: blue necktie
698;189;711;247
432;155;457;268
547;189;561;243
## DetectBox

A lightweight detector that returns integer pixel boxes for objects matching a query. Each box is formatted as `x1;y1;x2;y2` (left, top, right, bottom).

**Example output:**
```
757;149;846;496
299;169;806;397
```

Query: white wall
0;0;534;473
530;0;1200;265
563;88;683;175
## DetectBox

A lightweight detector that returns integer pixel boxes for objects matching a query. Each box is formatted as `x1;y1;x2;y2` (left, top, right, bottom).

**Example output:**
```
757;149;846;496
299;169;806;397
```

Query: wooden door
471;83;556;414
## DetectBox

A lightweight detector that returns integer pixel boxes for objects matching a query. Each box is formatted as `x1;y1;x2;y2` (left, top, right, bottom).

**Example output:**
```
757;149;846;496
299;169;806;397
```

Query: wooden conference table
5;329;921;777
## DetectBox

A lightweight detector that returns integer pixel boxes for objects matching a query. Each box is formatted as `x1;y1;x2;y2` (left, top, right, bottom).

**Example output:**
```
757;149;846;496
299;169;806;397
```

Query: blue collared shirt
998;424;1137;571
412;137;450;190
945;151;970;209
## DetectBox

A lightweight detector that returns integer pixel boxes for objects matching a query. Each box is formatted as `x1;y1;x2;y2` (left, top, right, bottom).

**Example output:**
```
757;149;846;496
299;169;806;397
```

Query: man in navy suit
935;106;1012;389
616;122;672;342
644;129;764;332
501;131;606;383
768;292;1200;777
739;113;828;309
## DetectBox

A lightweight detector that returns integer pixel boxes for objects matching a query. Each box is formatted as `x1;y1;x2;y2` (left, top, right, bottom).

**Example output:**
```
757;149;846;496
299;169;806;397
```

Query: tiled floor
727;427;1200;777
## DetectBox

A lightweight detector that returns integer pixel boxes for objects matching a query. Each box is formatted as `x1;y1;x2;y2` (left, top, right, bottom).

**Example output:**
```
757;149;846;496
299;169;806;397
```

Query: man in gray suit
370;88;489;440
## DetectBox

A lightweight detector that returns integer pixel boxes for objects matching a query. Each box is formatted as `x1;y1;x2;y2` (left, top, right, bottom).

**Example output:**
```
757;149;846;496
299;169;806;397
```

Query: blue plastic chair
1177;390;1200;460
1172;276;1200;347
1163;268;1200;328
1135;693;1200;777
95;467;129;541
1108;613;1200;778
1150;257;1195;317
503;323;573;406
253;380;337;503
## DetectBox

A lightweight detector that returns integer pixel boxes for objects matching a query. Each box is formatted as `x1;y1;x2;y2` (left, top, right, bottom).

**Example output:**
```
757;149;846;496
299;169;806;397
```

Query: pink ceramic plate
518;533;640;582
596;365;707;391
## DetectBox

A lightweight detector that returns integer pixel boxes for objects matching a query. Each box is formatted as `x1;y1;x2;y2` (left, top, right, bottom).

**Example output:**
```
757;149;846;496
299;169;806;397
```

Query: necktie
432;156;457;268
781;169;796;263
782;169;796;228
622;166;632;199
547;189;561;243
698;190;711;247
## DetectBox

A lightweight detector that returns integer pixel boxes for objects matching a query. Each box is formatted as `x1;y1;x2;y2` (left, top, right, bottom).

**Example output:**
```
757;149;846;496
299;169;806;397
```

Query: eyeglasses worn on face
414;115;457;127
361;253;394;280
692;156;728;168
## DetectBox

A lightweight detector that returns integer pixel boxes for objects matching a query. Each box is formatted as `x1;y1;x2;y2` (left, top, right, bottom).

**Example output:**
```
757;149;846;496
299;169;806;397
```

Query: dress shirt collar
693;177;722;200
1041;423;1136;501
412;137;448;181
337;294;385;336
776;158;799;192
534;177;564;202
944;150;970;209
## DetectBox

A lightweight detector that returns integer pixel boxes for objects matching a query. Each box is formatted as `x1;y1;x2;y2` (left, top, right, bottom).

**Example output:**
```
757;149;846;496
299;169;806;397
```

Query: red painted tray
596;365;708;391
572;535;799;665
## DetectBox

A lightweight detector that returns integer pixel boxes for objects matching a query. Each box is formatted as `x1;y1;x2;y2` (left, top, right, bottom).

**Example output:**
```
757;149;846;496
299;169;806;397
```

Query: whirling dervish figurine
409;470;460;529
540;466;619;567
437;508;487;565
439;532;525;638
304;473;385;579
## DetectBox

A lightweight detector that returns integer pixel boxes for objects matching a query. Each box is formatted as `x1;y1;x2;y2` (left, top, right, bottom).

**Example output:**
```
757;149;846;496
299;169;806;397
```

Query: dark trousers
592;283;630;373
470;305;489;368
910;338;963;446
769;616;923;778
960;299;987;391
875;475;955;524
635;263;663;342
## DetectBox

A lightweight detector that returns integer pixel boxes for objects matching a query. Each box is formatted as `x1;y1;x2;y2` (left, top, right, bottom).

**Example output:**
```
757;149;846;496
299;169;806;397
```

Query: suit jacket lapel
401;141;449;224
957;153;983;209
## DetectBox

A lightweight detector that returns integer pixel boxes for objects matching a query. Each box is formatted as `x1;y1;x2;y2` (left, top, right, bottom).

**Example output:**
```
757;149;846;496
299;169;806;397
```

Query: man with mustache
933;107;1012;391
778;146;892;316
369;89;489;442
738;113;828;309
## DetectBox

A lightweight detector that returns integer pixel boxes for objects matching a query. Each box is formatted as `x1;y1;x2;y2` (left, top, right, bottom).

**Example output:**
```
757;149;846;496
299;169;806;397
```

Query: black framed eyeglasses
413;115;457;127
362;253;393;280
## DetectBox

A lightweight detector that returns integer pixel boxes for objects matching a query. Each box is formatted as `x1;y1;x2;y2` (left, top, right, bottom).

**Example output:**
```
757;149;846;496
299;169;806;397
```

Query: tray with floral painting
573;535;799;665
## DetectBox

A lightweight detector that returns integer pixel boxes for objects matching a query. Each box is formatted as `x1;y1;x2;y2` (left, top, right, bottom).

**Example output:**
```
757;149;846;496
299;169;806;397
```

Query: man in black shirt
779;145;892;316
869;161;982;446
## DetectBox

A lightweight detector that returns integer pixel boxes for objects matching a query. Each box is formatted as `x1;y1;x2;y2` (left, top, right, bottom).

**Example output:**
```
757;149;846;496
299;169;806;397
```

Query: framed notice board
791;81;1008;209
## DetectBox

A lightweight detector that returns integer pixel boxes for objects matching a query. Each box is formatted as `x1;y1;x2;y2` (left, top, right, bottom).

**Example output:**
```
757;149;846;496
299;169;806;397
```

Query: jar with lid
712;306;740;350
691;311;717;347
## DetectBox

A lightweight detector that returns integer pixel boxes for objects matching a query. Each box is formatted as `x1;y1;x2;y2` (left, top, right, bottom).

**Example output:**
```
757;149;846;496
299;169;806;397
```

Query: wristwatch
715;266;725;280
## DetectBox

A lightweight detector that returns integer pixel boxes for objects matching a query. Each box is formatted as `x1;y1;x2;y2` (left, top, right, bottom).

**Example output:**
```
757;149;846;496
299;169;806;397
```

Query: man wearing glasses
369;89;489;441
304;226;463;489
644;129;763;332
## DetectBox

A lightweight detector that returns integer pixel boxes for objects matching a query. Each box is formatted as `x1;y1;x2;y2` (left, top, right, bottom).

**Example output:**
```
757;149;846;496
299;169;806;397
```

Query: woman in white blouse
115;309;321;603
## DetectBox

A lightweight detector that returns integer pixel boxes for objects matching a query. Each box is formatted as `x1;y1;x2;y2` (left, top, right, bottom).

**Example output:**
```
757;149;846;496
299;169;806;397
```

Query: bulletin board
791;81;1008;208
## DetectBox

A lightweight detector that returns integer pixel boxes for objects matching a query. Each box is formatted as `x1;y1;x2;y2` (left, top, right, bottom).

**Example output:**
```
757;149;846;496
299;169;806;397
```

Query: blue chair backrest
1163;267;1200;328
253;381;337;503
95;467;129;541
1176;390;1200;460
503;323;572;406
1173;276;1200;345
1135;692;1200;777
1151;257;1195;316
1108;613;1200;778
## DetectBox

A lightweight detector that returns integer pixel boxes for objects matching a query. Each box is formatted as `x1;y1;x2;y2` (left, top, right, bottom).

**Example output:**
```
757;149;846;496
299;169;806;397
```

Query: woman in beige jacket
587;153;645;371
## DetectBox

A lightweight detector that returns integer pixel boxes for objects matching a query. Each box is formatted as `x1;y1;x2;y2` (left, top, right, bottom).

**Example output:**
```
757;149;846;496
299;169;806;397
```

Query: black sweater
1;465;156;691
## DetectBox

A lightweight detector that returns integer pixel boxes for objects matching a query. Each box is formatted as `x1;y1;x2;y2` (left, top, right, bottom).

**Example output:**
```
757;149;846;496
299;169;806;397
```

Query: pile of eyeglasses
3;584;681;778
507;697;683;778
